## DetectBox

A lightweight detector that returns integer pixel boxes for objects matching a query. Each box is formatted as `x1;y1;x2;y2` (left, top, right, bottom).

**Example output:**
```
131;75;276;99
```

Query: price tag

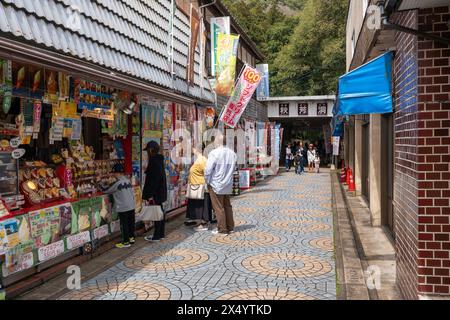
9;137;21;148
11;148;26;159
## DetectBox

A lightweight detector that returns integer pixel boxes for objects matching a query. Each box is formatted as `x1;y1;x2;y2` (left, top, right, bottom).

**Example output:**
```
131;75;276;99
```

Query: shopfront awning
335;51;393;116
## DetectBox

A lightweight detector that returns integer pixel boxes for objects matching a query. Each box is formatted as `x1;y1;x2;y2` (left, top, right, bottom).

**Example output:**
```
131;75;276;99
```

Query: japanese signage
66;231;91;250
215;34;240;96
317;103;328;116
0;59;13;113
210;17;231;78
298;103;308;115
256;64;270;101
219;65;262;128
187;4;200;85
279;103;289;116
38;240;65;262
332;136;340;156
93;224;109;240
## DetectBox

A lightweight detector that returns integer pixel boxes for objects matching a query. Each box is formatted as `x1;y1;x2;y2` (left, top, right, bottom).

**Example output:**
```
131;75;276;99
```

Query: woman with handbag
186;146;212;232
142;141;168;242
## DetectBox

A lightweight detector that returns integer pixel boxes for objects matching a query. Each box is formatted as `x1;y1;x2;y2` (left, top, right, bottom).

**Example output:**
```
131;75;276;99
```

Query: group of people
102;132;237;249
285;142;321;175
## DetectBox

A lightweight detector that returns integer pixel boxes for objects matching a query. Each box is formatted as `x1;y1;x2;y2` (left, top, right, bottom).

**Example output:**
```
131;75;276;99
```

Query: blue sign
256;64;270;101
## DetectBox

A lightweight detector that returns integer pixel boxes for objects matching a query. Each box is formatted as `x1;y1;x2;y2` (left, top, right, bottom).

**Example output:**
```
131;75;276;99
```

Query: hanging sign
332;136;340;156
256;64;270;101
219;65;262;128
215;34;240;96
210;17;231;78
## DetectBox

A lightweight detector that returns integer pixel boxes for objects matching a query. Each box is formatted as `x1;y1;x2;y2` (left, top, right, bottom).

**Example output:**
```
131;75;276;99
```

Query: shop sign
317;103;328;116
279;104;290;116
110;220;120;233
38;240;65;262
298;103;308;116
93;224;109;240
81;108;114;121
219;65;262;128
66;231;91;250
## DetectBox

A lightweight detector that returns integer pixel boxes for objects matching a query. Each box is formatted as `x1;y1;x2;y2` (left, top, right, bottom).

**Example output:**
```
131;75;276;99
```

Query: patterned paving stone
59;171;336;300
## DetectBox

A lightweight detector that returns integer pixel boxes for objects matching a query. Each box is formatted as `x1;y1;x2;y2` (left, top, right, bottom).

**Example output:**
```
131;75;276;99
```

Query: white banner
93;225;110;240
332;136;340;156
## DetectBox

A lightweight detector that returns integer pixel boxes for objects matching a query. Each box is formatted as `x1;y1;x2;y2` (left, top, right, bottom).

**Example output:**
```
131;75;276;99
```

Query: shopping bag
186;183;206;200
140;202;164;222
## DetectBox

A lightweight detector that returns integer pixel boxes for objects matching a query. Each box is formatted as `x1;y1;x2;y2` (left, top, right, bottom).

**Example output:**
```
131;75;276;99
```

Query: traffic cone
346;168;351;185
340;167;347;183
348;169;356;192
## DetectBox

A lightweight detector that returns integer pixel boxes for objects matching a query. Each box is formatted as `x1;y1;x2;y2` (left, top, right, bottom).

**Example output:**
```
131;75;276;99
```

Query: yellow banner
215;33;239;96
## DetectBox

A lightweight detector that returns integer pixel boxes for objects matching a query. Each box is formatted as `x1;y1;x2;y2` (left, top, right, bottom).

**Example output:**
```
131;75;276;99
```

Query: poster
91;197;103;229
220;65;262;128
0;59;13;113
71;199;91;234
1;218;19;248
71;118;82;140
210;17;231;78
4;240;35;273
256;64;270;101
215;33;240;96
59;204;72;237
29;206;60;248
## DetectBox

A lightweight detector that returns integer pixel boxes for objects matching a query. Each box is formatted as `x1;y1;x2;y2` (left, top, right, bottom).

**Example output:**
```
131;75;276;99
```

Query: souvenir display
19;163;61;205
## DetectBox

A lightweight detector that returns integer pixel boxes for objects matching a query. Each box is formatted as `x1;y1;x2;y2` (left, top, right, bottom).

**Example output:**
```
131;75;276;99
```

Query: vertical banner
219;65;262;128
256;64;270;101
332;136;340;156
210;17;231;77
215;34;240;96
166;0;176;80
187;4;200;85
199;17;207;95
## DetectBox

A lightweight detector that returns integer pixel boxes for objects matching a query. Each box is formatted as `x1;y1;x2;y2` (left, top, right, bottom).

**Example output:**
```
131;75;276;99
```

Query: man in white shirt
205;132;237;235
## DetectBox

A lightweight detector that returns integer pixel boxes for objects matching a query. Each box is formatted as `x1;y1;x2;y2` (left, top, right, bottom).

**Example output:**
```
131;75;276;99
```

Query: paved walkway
59;171;336;300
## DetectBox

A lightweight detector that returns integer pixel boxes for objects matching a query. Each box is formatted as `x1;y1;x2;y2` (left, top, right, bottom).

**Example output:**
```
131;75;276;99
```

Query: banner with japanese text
219;65;262;128
256;64;270;101
215;33;239;96
210;17;231;79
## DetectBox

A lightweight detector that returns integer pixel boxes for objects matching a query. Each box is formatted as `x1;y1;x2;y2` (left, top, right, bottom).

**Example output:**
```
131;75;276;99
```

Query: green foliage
221;0;347;96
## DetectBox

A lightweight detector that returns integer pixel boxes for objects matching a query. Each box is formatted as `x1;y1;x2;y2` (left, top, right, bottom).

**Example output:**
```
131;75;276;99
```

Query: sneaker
116;242;131;249
211;229;227;235
194;225;209;232
129;237;136;244
144;235;161;242
228;230;235;234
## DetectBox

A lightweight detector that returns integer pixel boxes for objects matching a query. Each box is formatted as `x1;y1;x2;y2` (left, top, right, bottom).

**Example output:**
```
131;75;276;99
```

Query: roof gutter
379;0;450;46
0;36;214;105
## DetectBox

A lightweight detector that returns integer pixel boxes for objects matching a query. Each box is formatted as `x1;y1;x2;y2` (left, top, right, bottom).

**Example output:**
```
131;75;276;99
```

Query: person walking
205;132;237;235
186;145;212;232
142;141;168;242
101;173;136;248
285;143;293;172
307;144;316;173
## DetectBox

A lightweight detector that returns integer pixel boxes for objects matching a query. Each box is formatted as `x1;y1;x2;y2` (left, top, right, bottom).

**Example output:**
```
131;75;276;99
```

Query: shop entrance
275;117;333;165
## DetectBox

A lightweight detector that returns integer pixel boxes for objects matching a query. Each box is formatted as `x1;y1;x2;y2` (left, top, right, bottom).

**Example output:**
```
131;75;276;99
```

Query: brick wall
392;9;420;300
416;6;450;297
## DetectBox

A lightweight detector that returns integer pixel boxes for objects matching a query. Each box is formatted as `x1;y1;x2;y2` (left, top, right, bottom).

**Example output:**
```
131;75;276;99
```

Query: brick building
343;0;450;299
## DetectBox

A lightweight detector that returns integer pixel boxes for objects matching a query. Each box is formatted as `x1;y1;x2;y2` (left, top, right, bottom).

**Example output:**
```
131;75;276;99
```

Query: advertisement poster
256;64;270;101
1;218;19;248
219;65;262;128
4;240;35;273
91;197;103;229
59;204;72;237
210;17;231;78
71;199;91;234
215;34;240;96
29;206;60;248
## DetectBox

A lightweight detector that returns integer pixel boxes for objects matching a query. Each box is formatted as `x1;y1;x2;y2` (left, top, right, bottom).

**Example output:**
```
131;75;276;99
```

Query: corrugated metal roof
0;0;213;102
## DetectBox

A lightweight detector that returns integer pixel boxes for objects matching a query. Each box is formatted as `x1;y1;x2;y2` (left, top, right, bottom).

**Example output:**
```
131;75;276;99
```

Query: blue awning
335;51;393;116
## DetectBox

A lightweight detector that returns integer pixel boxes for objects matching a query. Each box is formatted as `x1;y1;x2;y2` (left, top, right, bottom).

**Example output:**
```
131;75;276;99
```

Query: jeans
285;159;291;171
119;210;136;243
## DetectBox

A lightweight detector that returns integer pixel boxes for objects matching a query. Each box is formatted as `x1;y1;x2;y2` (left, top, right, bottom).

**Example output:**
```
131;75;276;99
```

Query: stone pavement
56;171;337;300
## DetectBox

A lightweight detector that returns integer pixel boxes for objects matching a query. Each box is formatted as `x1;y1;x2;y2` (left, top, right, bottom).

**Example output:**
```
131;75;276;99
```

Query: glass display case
0;151;19;198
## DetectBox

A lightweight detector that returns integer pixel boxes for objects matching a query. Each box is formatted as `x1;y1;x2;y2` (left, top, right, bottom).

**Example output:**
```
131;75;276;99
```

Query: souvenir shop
0;56;217;286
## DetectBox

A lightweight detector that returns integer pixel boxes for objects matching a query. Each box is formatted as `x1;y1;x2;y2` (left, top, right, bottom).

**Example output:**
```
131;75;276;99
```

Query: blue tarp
336;51;393;116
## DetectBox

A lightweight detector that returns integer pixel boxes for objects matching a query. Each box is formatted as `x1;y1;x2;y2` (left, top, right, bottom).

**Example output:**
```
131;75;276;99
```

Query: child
101;174;136;248
314;155;321;173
